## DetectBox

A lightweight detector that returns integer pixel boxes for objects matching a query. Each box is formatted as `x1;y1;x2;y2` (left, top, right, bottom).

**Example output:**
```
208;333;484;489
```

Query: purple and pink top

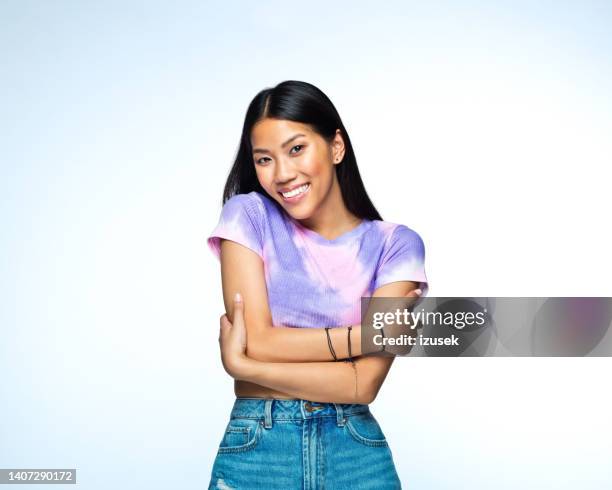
207;191;429;328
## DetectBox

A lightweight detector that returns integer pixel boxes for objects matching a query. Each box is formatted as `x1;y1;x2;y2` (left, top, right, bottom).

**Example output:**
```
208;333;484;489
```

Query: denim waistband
231;398;370;428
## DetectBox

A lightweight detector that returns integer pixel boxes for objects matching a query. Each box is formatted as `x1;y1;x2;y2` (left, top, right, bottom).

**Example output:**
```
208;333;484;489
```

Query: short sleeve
373;225;429;296
207;193;264;261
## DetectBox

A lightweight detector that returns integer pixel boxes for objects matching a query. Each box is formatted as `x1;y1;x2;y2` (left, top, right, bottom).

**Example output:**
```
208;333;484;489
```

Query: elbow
355;386;379;405
355;391;375;405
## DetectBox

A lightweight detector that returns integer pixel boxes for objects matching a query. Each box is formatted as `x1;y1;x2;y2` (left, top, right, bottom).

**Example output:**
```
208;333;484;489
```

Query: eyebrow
252;133;306;154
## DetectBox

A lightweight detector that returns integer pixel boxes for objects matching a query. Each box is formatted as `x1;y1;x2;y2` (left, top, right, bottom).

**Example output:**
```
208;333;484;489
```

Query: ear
332;129;346;165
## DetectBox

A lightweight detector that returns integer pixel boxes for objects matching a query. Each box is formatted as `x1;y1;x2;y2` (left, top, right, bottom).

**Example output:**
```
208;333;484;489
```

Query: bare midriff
235;380;298;400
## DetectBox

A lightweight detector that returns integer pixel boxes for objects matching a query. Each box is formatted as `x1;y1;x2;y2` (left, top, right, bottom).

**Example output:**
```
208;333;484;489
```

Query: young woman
206;80;428;489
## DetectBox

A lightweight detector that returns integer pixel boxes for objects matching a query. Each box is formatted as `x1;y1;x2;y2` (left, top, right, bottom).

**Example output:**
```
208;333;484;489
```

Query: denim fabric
208;398;402;489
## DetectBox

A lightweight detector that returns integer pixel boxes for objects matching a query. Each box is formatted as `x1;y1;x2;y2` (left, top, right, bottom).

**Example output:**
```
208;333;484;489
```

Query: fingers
232;292;244;328
219;293;245;339
220;314;231;329
219;314;230;343
399;288;423;311
233;292;243;308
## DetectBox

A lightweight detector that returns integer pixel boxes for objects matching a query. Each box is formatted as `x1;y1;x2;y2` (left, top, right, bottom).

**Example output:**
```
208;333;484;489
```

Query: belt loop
300;400;307;419
264;399;273;429
334;403;345;427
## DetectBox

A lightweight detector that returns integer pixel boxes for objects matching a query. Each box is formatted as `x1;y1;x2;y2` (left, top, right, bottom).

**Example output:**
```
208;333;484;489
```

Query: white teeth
281;184;309;198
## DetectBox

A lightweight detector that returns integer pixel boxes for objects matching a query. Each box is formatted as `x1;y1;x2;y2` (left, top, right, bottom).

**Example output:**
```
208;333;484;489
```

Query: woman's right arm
219;239;360;362
219;279;421;404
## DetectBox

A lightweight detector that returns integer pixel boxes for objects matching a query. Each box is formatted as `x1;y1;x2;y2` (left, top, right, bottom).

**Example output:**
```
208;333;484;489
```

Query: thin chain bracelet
325;327;338;361
345;326;358;400
347;325;353;361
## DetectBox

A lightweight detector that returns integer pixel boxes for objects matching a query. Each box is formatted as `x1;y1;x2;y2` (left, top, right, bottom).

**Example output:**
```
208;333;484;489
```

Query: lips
278;183;311;202
278;182;309;194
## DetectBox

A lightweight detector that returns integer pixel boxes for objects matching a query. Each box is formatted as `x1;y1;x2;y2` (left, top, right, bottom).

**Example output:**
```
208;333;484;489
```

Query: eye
290;144;304;155
255;156;271;165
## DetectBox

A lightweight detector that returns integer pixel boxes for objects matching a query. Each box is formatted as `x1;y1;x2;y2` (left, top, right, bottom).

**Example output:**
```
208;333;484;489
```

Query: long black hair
222;80;382;221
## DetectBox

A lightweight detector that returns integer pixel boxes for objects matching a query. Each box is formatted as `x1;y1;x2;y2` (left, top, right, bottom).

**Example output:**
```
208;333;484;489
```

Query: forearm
248;359;361;403
241;357;374;404
247;324;362;363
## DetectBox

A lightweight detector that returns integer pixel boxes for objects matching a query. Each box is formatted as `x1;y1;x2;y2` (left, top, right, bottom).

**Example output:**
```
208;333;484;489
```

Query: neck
297;180;362;241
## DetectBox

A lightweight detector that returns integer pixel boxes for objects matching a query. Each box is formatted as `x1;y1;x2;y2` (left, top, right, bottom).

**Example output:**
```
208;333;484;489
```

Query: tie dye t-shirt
207;191;428;329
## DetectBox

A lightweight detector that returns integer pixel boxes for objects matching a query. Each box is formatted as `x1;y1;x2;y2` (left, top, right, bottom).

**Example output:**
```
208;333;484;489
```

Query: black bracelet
325;327;338;361
380;325;386;352
347;326;353;362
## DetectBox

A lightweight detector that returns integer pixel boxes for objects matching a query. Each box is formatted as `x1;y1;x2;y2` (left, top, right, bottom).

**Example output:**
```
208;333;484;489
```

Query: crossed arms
218;239;421;404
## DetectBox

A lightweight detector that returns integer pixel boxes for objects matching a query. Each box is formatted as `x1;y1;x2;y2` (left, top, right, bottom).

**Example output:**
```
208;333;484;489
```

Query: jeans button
305;402;313;412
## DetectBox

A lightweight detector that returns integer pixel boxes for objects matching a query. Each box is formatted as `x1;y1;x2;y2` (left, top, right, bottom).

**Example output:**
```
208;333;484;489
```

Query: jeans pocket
345;412;389;447
217;418;263;454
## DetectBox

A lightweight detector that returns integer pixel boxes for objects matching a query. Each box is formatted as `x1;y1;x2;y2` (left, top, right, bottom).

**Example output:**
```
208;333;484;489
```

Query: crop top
207;191;429;328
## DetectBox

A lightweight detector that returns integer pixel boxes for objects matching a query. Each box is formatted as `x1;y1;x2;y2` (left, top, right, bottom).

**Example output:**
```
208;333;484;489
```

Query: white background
1;1;611;488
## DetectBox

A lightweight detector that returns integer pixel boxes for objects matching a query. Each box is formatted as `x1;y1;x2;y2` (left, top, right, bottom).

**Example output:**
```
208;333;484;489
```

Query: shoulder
222;191;264;215
372;220;426;256
208;192;269;260
370;221;429;294
219;191;270;226
391;223;425;249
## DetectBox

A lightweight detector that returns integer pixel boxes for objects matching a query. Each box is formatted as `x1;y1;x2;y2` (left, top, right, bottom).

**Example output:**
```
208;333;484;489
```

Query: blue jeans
208;398;402;489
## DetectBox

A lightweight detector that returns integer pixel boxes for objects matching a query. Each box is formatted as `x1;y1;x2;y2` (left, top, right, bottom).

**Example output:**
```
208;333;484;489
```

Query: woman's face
250;118;345;220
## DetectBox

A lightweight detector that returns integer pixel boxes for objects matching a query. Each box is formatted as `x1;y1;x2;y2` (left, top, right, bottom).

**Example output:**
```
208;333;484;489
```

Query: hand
394;287;424;310
361;287;424;356
405;287;423;301
389;287;424;355
219;292;253;380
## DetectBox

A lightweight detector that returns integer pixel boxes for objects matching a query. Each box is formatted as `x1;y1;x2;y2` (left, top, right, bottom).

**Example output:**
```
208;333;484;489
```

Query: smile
279;183;310;202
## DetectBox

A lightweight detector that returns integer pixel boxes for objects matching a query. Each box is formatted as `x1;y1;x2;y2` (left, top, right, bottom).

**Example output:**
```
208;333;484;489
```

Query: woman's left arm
219;280;417;404
243;353;394;405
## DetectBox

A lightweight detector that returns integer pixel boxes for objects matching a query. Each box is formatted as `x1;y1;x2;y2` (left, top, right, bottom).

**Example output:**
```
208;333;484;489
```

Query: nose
274;158;298;185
